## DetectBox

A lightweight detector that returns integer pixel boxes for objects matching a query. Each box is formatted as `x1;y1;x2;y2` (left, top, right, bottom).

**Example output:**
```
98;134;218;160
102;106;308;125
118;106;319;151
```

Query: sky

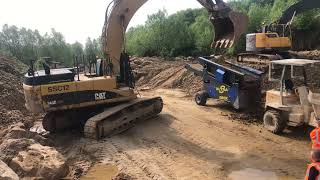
0;0;204;44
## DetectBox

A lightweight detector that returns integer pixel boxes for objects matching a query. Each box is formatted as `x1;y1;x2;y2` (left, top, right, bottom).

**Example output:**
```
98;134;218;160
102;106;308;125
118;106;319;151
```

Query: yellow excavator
23;0;248;140
238;0;320;64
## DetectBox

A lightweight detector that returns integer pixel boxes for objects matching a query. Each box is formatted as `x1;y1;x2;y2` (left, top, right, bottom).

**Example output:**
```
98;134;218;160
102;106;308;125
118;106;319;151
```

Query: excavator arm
265;0;320;34
102;0;248;75
279;0;320;24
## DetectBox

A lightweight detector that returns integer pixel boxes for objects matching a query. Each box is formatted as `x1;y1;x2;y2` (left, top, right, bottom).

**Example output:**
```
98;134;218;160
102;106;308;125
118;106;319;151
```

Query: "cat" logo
95;92;106;100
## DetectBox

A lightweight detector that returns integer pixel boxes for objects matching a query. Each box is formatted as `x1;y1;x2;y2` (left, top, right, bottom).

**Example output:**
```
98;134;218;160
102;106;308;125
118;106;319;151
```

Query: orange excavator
238;0;320;64
23;0;248;139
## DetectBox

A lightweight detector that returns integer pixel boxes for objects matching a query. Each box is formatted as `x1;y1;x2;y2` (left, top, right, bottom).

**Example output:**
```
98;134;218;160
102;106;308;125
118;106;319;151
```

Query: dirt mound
0;123;49;145
131;57;202;95
0;123;68;179
0;159;19;180
0;55;30;128
10;143;68;180
131;56;268;97
0;123;49;163
290;50;320;60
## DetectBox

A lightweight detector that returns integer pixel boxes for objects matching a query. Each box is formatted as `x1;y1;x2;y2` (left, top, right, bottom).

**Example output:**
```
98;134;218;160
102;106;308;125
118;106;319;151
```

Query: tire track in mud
59;89;309;179
131;114;230;179
139;135;226;179
163;103;239;153
108;138;171;180
92;136;178;180
164;96;302;155
90;111;206;179
91;139;153;179
156;94;306;179
92;120;223;179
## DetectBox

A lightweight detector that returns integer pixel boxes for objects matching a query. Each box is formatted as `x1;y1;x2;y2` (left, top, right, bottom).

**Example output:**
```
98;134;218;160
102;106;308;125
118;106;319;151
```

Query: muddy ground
52;56;315;179
55;89;311;180
0;54;318;179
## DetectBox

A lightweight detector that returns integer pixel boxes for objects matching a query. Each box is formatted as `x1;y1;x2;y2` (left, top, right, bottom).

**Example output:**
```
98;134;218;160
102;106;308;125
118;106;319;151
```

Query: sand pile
131;57;203;95
0;55;30;127
0;55;70;179
290;50;320;60
0;123;68;179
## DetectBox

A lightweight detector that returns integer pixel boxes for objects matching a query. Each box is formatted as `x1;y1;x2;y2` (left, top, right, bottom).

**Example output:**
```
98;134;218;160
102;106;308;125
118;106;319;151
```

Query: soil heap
0;55;31;128
131;57;203;95
0;55;69;179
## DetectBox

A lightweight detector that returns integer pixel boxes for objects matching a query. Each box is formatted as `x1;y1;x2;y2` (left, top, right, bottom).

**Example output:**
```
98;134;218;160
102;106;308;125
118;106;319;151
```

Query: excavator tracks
84;97;163;140
237;53;283;65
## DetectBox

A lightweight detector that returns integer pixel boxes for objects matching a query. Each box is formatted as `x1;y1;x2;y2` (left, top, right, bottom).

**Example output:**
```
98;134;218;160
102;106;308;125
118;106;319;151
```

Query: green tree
0;25;77;66
190;10;214;55
71;42;84;56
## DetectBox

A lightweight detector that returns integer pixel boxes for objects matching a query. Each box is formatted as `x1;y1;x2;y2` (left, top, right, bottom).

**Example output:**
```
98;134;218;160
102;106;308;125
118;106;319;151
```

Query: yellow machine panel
23;73;135;113
246;33;291;52
41;81;76;96
92;76;117;90
255;33;291;49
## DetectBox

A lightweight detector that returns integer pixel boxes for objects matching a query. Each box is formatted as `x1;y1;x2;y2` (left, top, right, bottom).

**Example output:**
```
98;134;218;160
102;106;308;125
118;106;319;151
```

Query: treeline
126;9;214;57
0;24;101;66
1;0;320;65
126;0;320;57
230;0;320;52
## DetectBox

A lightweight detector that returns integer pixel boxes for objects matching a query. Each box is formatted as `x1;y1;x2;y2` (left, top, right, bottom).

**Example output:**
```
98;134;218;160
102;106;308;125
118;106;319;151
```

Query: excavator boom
279;0;320;24
102;0;249;75
265;0;320;34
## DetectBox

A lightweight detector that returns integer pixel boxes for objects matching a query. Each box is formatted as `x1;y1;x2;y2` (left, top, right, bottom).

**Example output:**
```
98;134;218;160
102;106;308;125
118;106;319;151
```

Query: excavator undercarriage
84;97;163;139
42;97;162;139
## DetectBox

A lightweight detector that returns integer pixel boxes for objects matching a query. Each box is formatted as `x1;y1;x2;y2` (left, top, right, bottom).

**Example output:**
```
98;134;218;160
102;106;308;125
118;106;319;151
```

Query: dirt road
54;88;311;179
0;55;316;179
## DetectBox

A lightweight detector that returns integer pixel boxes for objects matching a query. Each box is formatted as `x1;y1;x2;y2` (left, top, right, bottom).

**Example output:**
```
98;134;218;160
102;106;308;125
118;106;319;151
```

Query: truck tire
263;110;286;134
195;91;208;106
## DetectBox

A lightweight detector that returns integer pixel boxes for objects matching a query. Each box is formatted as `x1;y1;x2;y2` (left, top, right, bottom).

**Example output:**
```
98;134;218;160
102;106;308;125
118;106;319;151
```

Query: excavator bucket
211;11;249;48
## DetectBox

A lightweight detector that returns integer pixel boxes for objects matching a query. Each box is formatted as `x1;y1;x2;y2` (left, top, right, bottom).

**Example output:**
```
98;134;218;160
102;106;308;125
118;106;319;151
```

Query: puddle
81;164;118;180
229;168;294;180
